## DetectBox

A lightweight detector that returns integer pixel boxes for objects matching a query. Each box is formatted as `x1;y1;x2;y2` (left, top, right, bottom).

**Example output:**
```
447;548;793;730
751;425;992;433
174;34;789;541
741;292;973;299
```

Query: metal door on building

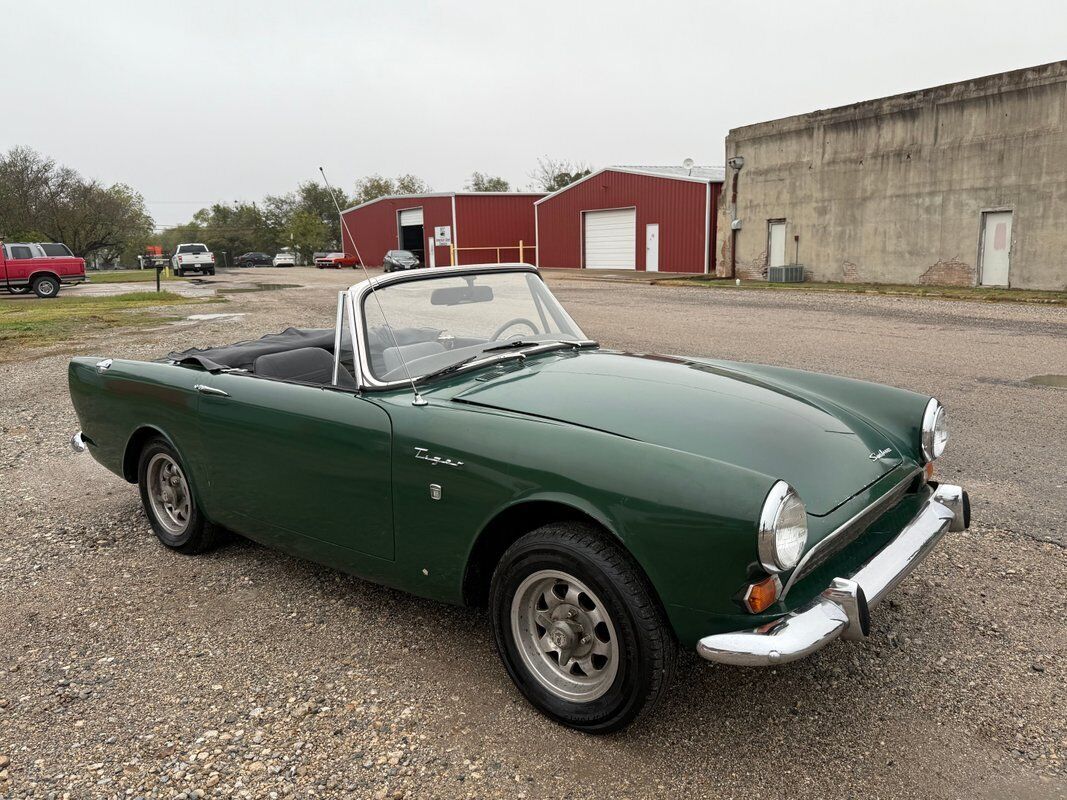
979;211;1012;287
768;220;787;267
645;224;659;272
584;208;637;269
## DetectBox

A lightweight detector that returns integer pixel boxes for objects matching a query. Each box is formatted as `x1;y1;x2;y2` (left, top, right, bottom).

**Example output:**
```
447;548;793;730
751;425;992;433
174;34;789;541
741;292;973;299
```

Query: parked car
171;243;215;276
1;241;86;297
234;252;272;268
314;252;359;269
382;249;422;273
272;252;296;267
68;263;968;733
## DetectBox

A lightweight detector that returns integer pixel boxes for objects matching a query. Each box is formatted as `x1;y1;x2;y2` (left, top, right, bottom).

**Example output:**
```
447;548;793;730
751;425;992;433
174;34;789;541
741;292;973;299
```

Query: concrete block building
717;61;1067;290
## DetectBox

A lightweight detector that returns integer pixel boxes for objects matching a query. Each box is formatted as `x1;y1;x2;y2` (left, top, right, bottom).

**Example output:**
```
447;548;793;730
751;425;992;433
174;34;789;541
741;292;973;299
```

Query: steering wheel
491;318;539;341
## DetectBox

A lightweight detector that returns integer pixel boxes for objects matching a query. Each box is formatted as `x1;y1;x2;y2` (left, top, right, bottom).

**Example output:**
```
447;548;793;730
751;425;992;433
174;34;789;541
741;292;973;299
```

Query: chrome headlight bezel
921;398;948;463
757;481;809;573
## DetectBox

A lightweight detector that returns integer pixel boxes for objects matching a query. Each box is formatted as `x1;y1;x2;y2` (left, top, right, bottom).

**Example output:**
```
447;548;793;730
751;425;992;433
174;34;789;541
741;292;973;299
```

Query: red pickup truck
1;241;87;298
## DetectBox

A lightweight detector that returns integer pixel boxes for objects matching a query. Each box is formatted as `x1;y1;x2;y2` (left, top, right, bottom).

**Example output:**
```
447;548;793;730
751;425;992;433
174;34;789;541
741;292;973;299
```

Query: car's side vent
768;265;806;283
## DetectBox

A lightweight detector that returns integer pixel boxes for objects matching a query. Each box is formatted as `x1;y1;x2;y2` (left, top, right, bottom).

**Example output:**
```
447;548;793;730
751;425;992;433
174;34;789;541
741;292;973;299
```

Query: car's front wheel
137;437;221;554
490;522;676;733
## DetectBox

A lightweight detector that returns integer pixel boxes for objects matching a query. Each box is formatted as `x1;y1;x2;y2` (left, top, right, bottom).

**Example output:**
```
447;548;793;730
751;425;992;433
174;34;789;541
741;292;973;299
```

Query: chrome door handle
194;384;229;397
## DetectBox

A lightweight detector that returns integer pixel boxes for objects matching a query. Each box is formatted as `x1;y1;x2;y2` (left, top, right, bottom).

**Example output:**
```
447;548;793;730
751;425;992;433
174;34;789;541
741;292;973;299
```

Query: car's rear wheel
490;522;676;733
137;437;220;554
32;275;60;298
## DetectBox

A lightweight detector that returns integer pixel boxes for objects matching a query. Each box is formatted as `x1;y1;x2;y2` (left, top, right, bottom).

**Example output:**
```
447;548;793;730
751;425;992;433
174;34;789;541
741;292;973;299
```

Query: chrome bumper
71;431;88;453
697;483;969;667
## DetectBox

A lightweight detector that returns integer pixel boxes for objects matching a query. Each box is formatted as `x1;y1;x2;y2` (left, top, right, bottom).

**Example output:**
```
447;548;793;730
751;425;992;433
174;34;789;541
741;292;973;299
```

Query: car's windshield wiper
480;340;542;353
420;355;481;381
480;338;596;354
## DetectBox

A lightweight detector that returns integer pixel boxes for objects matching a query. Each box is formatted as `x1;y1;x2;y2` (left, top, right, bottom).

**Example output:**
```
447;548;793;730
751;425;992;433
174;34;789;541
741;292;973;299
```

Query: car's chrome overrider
70;431;88;453
698;483;969;667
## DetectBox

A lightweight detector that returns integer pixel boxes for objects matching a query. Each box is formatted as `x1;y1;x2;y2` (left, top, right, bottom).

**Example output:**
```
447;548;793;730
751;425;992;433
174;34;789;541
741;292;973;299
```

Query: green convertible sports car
69;263;969;732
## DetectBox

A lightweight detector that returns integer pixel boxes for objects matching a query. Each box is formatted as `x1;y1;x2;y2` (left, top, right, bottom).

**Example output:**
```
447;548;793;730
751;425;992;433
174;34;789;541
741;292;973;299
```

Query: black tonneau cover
167;327;339;372
165;324;440;373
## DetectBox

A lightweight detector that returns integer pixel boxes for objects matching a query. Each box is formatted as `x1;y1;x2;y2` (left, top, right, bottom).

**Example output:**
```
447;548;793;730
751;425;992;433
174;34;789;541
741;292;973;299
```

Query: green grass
660;277;1067;305
0;291;220;351
87;269;184;284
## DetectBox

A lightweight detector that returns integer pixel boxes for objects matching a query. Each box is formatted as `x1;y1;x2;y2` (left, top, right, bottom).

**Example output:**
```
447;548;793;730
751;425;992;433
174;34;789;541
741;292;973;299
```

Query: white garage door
584;208;636;269
398;207;424;226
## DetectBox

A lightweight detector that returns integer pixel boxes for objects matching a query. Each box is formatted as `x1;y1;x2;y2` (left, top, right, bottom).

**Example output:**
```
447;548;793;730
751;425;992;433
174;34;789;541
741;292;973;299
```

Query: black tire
207;269;215;275
490;522;676;733
136;437;221;554
175;268;184;277
32;275;60;298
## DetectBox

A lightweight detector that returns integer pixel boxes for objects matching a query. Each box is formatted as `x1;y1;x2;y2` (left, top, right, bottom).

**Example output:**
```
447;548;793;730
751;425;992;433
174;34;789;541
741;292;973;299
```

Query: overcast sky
6;0;1065;228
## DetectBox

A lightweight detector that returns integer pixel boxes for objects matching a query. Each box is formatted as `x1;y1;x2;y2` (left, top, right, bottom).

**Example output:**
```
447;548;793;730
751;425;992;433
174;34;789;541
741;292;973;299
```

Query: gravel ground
1;267;1064;799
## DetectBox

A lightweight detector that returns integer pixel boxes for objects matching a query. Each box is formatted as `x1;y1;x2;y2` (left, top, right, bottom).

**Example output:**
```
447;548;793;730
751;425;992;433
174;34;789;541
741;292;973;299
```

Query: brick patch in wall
918;258;976;286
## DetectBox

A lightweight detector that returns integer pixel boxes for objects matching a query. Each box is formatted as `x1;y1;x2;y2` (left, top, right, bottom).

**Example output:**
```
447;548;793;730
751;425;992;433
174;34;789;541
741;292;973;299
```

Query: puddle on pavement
219;283;301;294
185;313;247;321
1025;374;1067;388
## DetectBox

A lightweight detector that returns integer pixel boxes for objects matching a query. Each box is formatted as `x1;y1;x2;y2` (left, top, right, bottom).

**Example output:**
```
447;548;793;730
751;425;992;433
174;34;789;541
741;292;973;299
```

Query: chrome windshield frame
331;288;367;390
345;263;586;391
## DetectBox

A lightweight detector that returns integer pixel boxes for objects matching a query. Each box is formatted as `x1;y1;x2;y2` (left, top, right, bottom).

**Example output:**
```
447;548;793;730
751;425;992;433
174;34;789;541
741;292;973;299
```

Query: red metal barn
535;166;725;273
341;192;544;268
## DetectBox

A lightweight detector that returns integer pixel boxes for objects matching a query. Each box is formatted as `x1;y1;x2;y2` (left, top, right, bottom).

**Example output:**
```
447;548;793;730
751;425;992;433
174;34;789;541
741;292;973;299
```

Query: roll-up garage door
584;208;636;269
398;207;424;226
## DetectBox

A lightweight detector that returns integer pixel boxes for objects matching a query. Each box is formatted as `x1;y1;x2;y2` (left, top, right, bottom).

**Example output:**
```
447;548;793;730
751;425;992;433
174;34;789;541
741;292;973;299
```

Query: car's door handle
193;384;229;397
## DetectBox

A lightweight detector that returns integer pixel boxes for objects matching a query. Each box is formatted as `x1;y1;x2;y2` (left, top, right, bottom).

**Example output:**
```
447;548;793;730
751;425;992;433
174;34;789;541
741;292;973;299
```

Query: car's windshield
178;244;208;254
360;270;586;383
391;250;415;259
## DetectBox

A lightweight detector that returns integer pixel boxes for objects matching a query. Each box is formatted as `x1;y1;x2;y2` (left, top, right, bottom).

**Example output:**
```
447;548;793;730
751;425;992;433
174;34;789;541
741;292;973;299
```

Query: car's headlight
758;481;808;573
921;398;949;462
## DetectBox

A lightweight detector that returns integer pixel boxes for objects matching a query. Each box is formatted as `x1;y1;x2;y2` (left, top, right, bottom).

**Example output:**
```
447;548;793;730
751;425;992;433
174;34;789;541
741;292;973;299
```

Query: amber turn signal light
925;462;935;480
743;575;782;614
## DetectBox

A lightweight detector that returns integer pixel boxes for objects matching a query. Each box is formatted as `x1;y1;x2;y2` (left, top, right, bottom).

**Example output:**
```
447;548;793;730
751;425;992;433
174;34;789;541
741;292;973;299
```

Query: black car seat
253;347;357;388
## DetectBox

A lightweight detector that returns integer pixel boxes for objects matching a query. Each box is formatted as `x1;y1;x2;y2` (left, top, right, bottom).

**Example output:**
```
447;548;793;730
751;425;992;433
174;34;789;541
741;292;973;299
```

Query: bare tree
529;157;592;192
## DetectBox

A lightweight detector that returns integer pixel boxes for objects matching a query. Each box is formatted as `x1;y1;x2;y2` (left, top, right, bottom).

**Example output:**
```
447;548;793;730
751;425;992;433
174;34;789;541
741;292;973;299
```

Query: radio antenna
319;166;427;407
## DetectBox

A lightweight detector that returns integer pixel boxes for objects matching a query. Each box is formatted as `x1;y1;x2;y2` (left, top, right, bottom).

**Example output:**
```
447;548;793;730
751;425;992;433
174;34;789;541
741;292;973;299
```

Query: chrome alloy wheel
511;570;620;702
146;452;192;536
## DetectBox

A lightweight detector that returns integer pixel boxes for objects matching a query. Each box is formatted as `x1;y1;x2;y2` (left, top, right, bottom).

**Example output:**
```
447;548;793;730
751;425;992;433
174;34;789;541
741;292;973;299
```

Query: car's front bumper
696;483;969;666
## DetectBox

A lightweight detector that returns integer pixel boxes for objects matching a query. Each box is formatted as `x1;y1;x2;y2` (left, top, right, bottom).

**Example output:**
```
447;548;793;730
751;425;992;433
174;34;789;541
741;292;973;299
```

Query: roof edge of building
727;59;1067;140
534;166;725;205
341;191;546;215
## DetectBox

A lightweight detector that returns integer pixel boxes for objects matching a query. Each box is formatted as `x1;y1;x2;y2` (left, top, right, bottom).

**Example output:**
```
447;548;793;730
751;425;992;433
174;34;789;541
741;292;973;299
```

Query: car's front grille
782;470;920;597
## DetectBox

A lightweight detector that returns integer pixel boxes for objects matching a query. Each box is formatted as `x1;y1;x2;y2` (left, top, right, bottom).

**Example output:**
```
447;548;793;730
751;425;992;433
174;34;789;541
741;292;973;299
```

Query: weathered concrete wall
717;61;1067;290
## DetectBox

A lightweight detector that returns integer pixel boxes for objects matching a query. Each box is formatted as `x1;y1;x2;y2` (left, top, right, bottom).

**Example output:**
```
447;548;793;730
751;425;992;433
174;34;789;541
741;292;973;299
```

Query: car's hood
452;351;903;516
